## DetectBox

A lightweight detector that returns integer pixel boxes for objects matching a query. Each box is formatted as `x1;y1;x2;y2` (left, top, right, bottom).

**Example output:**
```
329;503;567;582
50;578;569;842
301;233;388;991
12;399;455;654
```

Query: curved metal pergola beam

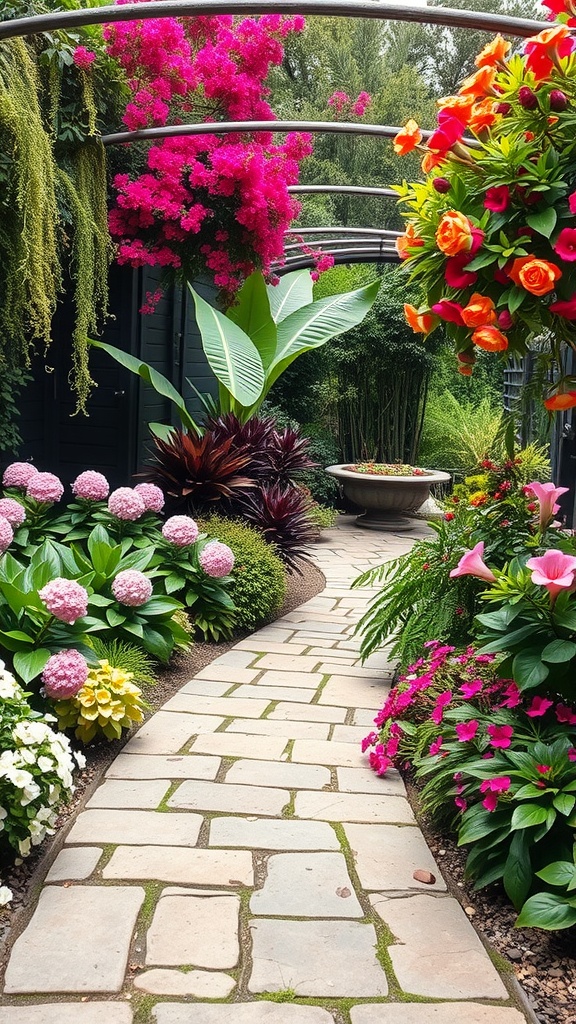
0;2;546;42
288;185;398;198
283;236;398;252
277;247;401;273
100;119;477;147
287;227;400;237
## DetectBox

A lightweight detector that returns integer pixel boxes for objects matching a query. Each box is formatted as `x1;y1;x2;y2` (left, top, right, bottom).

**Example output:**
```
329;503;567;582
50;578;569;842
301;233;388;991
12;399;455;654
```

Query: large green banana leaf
267;269;313;324
90;339;199;432
226;272;277;372
262;279;380;397
189;285;265;407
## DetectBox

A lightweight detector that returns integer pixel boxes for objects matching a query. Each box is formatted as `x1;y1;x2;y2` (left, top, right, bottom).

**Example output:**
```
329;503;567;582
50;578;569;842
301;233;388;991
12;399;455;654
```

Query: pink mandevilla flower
72;470;110;501
162;515;199;546
526;549;576;599
2;462;38;488
112;569;153;607
199;541;235;578
526;480;569;531
0;498;26;526
26;472;64;503
42;649;89;700
39;578;89;624
108;487;146;521
449;541;496;583
554;227;576;262
0;516;14;554
134;483;165;512
486;724;514;749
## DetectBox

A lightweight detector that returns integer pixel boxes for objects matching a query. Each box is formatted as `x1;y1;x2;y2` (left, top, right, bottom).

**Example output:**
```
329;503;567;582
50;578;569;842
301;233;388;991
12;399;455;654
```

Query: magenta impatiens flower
42;649;89;700
0;516;14;554
526;480;569;531
26;472;64;503
134;482;165;512
108;487;146;521
2;462;38;488
459;679;483;699
430;690;452;725
455;720;479;742
449;541;496;583
484;185;510;212
429;735;444;756
72;470;110;501
199;541;235;578
112;569;153;607
554;227;576;262
526;695;554;718
39;578;89;624
526;549;576;599
556;703;576;725
480;776;511;811
162;515;199;546
0;498;26;527
486;724;514;749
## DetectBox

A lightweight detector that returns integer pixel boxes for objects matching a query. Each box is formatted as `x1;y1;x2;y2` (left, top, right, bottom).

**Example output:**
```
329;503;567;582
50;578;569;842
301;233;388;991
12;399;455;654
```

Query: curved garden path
0;518;529;1024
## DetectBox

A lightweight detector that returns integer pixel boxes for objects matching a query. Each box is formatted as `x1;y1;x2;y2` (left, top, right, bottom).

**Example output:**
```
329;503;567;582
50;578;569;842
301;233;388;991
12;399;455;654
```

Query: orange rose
393;119;422;156
508;256;562;296
404;304;435;335
435;211;474;256
458;66;496;99
471;326;509;352
475;35;511;69
396;222;424;260
461;293;497;328
544;390;576;411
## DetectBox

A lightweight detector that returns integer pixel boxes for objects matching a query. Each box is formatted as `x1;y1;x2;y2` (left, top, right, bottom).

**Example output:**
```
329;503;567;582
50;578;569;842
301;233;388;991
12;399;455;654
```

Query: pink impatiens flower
459;679;483;699
455;720;479;742
39;578;89;624
430;690;452;725
487;724;514;749
554;227;576;262
42;649;89;700
526;695;554;718
449;541;496;583
429;735;444;756
480;776;511;811
556;703;576;725
484;185;510;212
526;549;576;600
526;481;569;531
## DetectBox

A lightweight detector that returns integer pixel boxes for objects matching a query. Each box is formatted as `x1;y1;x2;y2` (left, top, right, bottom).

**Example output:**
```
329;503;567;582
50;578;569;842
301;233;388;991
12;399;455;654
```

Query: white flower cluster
0;660;84;863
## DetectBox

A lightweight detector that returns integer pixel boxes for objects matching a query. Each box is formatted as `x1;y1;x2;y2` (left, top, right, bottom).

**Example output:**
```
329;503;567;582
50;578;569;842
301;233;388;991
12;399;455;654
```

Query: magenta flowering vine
105;3;313;296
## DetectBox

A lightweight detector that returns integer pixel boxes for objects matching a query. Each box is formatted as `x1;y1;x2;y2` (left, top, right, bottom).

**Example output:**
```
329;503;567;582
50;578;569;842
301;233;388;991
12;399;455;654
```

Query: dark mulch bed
0;556;325;965
405;778;576;1024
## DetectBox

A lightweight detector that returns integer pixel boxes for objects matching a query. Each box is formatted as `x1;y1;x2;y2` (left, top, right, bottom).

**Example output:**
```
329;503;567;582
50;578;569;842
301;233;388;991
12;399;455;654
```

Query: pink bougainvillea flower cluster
105;5;313;294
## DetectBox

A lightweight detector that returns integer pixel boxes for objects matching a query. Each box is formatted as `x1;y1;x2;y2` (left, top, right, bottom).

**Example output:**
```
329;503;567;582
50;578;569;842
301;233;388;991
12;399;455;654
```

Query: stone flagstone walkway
0;518;529;1024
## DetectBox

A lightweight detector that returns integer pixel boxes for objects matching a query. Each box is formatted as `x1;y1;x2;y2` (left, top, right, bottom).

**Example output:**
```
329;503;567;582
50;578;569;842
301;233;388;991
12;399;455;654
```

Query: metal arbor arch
0;2;549;271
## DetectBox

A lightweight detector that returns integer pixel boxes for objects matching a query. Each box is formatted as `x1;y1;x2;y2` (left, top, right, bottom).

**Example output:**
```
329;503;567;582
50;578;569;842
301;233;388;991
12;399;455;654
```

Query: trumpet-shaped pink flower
449;541;496;583
526;549;576;599
526;480;568;531
526;695;554;718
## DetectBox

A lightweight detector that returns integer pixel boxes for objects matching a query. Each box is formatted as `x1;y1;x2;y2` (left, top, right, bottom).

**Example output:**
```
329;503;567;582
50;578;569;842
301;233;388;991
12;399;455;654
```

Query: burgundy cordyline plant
105;3;313;298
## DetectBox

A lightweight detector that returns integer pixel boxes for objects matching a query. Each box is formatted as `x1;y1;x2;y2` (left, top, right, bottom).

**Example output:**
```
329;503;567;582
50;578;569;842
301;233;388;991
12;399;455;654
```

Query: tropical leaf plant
238;483;316;571
144;429;255;514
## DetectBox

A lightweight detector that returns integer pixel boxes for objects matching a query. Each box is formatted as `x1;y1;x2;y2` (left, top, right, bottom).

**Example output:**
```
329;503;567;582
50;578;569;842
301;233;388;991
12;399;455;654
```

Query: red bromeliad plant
105;3;312;298
393;4;576;410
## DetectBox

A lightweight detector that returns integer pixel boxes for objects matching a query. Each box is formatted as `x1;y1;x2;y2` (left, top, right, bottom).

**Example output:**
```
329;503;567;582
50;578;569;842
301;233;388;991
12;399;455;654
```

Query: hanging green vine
0;37;60;363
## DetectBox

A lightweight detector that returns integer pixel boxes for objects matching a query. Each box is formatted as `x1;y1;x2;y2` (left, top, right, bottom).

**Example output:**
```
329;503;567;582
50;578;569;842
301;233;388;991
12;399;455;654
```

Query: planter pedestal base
356;511;415;531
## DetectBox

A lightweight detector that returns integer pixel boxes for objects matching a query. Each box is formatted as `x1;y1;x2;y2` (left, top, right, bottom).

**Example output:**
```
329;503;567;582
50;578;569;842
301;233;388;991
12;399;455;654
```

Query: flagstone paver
250;852;363;917
4;886;144;993
1;518;527;1023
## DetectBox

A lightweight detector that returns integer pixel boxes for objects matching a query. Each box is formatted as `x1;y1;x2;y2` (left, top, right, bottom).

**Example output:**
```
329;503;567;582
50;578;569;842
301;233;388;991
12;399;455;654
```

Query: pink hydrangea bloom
134;482;165;512
2;462;39;488
26;472;64;503
449;541;496;583
0;498;26;526
526;549;576;599
42;649;89;700
112;569;153;607
162;515;199;546
72;470;110;501
39;578;89;624
0;515;14;554
199;540;235;578
107;487;146;521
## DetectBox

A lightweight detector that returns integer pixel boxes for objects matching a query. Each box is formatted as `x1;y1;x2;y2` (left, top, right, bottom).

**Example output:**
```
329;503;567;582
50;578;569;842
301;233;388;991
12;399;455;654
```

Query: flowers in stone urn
393;5;576;410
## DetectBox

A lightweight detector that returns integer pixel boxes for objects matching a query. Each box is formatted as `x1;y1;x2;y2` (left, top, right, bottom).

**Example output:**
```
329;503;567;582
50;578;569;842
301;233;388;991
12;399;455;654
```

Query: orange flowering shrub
392;5;576;409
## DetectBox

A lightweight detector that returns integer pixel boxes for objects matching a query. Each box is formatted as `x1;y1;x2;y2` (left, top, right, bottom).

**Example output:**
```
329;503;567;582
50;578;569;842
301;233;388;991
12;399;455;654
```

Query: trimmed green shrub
200;515;286;632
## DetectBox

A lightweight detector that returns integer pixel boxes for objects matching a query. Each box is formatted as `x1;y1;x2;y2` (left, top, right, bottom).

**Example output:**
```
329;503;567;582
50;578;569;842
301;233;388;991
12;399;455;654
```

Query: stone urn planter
326;464;451;531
